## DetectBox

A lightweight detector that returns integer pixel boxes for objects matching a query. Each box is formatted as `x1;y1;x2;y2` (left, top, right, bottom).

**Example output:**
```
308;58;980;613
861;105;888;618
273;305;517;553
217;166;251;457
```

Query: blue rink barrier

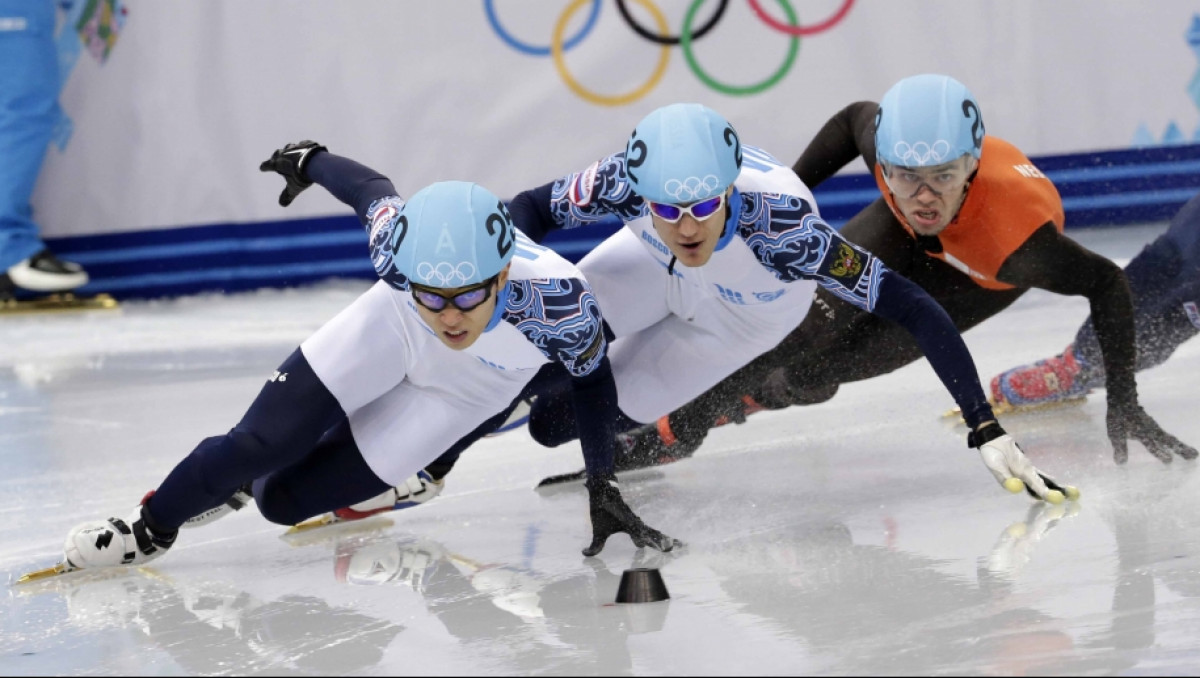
44;144;1200;300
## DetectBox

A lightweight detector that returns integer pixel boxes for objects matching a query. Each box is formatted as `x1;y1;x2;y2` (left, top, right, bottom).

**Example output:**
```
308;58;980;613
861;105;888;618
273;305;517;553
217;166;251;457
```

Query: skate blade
942;396;1088;421
286;514;344;534
0;293;119;315
12;564;160;596
535;459;673;489
535;469;587;490
281;515;394;546
15;562;75;583
534;468;668;496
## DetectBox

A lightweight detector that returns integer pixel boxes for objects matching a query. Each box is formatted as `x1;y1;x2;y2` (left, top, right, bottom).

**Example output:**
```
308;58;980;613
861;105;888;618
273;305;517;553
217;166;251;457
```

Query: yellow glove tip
1002;477;1025;494
1064;486;1081;501
1045;490;1065;505
1005;523;1028;538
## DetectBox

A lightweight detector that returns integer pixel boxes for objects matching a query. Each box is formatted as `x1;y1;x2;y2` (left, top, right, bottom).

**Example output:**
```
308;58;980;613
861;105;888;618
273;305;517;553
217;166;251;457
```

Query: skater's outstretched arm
998;226;1197;464
791;101;880;190
750;197;1073;501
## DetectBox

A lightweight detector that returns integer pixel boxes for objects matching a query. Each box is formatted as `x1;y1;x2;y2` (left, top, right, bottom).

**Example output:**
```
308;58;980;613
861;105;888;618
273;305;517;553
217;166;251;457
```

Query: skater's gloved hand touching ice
1105;395;1197;464
259;140;328;206
582;474;679;557
968;422;1080;503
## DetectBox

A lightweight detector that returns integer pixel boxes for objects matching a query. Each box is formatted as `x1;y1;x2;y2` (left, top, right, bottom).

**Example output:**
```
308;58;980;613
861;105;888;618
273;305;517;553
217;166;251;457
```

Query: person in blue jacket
0;0;89;300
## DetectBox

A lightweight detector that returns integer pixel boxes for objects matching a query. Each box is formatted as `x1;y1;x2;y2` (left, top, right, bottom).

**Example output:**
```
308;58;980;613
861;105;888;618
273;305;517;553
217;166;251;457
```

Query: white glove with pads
968;424;1080;503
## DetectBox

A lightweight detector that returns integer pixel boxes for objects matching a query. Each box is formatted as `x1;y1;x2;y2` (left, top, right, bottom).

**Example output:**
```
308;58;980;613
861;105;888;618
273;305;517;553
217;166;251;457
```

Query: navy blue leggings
1074;194;1200;372
146;348;524;529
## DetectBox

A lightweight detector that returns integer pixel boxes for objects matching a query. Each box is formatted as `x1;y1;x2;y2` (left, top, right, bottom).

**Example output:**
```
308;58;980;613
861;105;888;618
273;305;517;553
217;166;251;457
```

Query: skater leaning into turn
413;102;1077;503
52;144;676;577
992;188;1200;421
609;74;1196;471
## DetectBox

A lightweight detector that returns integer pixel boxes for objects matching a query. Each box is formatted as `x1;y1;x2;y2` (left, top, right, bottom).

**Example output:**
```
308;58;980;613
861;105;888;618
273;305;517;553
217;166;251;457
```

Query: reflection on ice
326;527;676;675
14;566;403;675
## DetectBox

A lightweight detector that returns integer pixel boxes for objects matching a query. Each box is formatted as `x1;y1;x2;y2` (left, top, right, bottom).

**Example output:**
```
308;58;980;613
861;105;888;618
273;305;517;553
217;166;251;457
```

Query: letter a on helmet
390;181;515;288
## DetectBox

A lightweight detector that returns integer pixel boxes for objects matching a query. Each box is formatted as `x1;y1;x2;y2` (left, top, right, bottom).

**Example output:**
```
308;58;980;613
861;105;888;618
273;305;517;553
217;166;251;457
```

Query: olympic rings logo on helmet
483;0;855;106
416;261;480;287
891;140;954;166
664;175;722;201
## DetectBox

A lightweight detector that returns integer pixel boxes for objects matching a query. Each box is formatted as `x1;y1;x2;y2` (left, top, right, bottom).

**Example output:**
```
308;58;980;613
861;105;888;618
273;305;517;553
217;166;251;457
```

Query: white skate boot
64;495;176;571
287;470;444;533
182;486;253;529
335;471;445;520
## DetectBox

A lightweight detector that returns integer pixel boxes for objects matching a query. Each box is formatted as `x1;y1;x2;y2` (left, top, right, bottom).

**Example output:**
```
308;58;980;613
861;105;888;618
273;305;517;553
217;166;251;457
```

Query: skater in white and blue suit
504;103;1077;502
57;142;676;574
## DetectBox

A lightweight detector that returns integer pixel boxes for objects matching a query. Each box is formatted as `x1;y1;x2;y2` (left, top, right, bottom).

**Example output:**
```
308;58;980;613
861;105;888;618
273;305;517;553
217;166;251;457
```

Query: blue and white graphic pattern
505;278;606;377
739;193;884;310
552;152;646;227
366;195;411;290
365;194;604;377
549;149;886;313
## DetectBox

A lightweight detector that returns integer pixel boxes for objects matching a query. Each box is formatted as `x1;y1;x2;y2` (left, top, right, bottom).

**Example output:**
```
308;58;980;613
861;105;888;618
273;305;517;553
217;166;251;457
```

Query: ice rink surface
2;223;1199;676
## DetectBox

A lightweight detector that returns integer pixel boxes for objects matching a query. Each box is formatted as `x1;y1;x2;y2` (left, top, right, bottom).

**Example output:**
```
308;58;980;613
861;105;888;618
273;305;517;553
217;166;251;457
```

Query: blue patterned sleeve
507;278;607;377
304;152;411;290
364;196;411;290
546;152;648;229
739;191;886;312
739;192;995;428
508;277;618;475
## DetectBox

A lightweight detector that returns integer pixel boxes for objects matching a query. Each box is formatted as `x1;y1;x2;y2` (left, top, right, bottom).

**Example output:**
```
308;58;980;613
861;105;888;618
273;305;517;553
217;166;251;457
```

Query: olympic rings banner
483;0;854;106
30;0;1200;242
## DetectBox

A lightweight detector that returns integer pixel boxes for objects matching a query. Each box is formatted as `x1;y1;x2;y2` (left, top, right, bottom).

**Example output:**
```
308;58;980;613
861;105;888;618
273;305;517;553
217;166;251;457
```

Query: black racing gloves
259;140;327;207
1105;396;1198;464
583;474;679;557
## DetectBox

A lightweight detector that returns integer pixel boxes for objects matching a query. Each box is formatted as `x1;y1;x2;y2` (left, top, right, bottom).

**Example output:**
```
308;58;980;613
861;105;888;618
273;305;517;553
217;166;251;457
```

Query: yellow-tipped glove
968;423;1080;503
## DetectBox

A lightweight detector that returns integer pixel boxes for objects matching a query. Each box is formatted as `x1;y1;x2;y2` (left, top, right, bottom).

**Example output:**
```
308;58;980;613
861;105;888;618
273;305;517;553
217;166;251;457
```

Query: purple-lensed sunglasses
647;193;725;224
410;276;498;313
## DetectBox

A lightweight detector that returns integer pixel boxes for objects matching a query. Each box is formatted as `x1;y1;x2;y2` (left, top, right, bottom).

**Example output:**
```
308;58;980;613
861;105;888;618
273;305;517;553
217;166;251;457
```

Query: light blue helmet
875;74;985;168
391;181;514;288
625;103;742;204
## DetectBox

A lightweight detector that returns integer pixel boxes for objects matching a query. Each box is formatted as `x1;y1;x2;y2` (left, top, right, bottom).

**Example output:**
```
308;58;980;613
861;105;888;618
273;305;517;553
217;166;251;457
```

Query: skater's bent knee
251;478;307;526
790;383;839;406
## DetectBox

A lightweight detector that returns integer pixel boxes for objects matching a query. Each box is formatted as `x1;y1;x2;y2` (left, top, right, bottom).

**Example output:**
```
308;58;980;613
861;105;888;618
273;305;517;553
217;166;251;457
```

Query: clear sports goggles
410;276;498;313
881;158;974;199
647;193;726;223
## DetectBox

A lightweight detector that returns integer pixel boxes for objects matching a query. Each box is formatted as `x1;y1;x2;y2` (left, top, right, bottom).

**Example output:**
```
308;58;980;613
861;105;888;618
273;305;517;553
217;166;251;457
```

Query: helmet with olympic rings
625;103;743;204
389;181;515;288
875;74;985;168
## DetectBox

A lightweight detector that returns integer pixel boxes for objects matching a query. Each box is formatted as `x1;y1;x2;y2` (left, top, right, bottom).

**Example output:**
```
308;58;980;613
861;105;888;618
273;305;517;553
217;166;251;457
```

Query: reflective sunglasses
410;276;498;313
647;193;726;224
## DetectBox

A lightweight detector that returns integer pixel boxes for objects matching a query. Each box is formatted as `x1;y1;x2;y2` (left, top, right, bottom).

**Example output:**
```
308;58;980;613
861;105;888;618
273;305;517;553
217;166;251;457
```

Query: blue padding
38;145;1200;300
811;143;1200;230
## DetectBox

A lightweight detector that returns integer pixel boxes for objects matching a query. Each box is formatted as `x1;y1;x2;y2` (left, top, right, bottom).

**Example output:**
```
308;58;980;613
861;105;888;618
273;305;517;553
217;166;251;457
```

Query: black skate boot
7;249;89;292
2;249;117;313
613;418;703;472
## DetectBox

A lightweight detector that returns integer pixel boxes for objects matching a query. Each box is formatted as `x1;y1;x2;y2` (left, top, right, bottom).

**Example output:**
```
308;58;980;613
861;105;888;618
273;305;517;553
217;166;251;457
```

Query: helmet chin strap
483;281;511;332
946;176;974;225
714;188;741;252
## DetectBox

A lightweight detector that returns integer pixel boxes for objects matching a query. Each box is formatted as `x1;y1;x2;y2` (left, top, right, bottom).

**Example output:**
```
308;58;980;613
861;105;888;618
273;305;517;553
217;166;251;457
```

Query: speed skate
941;395;1088;422
0;292;119;315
